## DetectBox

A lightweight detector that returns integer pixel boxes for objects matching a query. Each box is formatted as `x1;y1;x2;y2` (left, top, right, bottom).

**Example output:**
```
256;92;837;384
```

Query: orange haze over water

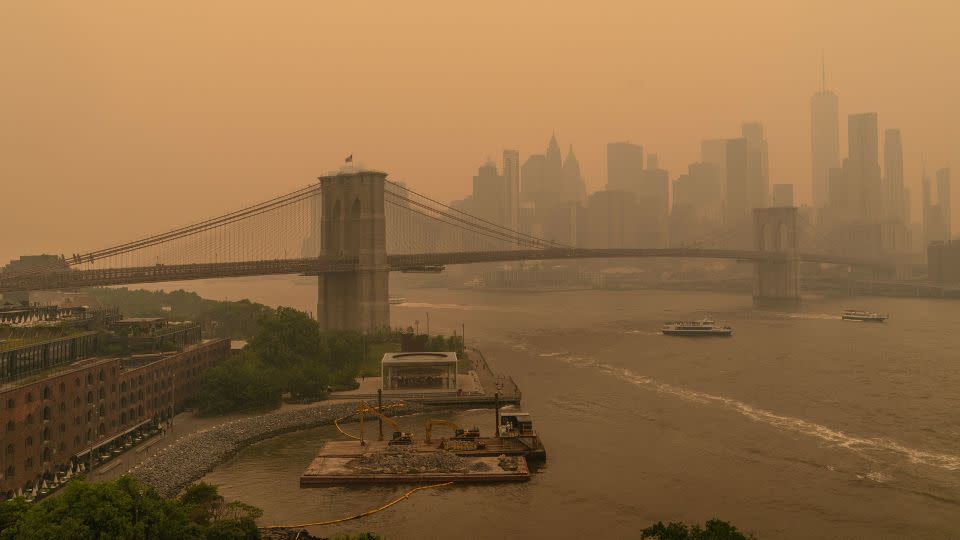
1;1;958;264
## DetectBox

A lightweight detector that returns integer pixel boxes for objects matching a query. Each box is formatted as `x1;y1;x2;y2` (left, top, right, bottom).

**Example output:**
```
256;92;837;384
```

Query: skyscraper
742;122;769;211
700;138;728;198
503;149;520;230
937;168;952;239
637;156;670;247
811;60;840;209
724;138;749;223
846;112;882;222
472;159;508;227
520;154;545;202
544;134;563;196
882;129;904;220
562;145;586;203
607;142;644;192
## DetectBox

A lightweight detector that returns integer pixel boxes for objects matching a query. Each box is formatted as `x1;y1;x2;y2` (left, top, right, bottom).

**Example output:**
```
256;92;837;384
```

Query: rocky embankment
129;400;419;498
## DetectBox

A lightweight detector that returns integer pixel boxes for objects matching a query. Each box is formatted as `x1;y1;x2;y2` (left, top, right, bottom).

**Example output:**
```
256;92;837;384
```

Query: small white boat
842;309;888;322
662;318;733;337
388;296;406;305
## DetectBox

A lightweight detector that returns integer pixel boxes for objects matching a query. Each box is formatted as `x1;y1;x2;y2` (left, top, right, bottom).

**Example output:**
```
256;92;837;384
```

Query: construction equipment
424;419;484;450
355;401;414;445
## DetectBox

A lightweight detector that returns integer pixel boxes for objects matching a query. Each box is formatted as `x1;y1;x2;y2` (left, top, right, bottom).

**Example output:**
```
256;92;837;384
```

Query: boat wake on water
774;312;842;321
554;355;960;472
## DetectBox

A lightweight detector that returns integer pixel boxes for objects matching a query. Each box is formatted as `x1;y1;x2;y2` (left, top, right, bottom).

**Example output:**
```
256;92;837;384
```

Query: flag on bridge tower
345;154;353;163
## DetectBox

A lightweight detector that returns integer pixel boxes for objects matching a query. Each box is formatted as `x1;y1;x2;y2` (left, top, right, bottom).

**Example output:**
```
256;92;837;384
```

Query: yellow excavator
355;401;414;445
424;419;484;451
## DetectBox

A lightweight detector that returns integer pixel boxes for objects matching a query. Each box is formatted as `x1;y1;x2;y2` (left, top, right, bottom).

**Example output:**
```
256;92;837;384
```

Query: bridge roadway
0;248;902;294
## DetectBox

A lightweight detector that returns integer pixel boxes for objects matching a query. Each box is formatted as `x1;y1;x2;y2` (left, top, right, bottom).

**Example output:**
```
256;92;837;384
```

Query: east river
149;275;959;539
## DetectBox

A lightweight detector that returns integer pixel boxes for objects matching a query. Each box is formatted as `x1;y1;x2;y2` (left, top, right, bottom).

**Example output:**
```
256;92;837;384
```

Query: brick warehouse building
0;337;229;496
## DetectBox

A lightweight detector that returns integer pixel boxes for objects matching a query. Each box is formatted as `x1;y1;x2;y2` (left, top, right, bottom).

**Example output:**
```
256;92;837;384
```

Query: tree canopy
640;519;757;540
0;478;260;540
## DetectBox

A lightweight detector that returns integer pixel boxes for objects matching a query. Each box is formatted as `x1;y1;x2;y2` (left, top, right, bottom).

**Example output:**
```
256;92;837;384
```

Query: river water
157;275;958;539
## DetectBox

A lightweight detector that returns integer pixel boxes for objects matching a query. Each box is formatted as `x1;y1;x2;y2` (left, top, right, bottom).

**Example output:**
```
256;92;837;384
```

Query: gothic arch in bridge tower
329;199;342;255
752;207;800;305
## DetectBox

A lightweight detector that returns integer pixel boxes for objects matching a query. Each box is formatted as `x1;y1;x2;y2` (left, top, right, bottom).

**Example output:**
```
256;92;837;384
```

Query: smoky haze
1;1;957;265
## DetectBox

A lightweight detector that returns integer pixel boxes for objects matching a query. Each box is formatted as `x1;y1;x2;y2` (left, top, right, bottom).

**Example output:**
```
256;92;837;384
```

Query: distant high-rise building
637;157;669;247
700;139;728;197
742;122;769;211
607;142;644;192
472;159;509;227
503;149;520;230
521;154;545;202
771;184;795;207
544;134;563;195
883;129;905;220
562;145;586;203
937;168;952;239
724;138;749;223
921;165;952;246
846;112;882;222
810;59;840;209
584;190;639;248
670;162;722;246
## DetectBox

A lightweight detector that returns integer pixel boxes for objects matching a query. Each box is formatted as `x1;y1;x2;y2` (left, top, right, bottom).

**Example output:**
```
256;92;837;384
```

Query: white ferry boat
842;309;888;322
661;318;733;337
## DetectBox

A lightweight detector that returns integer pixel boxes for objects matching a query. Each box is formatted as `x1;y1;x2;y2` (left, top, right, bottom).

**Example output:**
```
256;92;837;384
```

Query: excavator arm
425;419;462;443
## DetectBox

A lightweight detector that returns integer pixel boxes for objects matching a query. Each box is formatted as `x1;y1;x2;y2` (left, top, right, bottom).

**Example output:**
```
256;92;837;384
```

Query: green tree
641;519;756;540
0;476;199;540
0;479;263;540
249;307;320;368
196;352;282;415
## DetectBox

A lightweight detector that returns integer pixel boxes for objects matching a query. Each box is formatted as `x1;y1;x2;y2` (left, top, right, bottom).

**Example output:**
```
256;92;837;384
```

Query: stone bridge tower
753;207;800;305
316;170;390;331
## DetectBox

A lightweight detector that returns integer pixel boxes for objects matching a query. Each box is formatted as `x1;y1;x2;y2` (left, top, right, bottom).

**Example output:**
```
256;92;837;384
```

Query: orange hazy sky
1;1;958;265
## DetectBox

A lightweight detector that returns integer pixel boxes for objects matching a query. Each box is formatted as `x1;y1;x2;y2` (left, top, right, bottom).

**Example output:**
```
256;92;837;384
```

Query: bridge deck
0;249;907;293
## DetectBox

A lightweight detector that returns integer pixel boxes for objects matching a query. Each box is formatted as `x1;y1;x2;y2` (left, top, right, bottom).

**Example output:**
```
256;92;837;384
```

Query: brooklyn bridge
0;170;908;331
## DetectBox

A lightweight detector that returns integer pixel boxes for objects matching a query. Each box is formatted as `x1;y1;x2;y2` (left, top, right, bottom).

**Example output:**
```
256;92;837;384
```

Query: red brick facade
0;339;228;495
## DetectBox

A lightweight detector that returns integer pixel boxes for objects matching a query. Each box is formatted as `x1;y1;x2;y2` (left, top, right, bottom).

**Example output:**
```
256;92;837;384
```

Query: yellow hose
261;481;454;529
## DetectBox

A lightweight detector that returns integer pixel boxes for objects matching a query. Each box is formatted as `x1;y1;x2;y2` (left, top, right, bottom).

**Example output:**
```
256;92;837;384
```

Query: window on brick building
42;406;51;421
5;399;13;409
42;386;51;400
25;393;34;404
5;421;14;433
25;436;32;447
59;382;66;394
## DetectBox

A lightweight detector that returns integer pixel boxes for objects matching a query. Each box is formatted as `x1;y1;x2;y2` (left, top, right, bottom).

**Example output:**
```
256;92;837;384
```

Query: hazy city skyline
2;1;958;265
